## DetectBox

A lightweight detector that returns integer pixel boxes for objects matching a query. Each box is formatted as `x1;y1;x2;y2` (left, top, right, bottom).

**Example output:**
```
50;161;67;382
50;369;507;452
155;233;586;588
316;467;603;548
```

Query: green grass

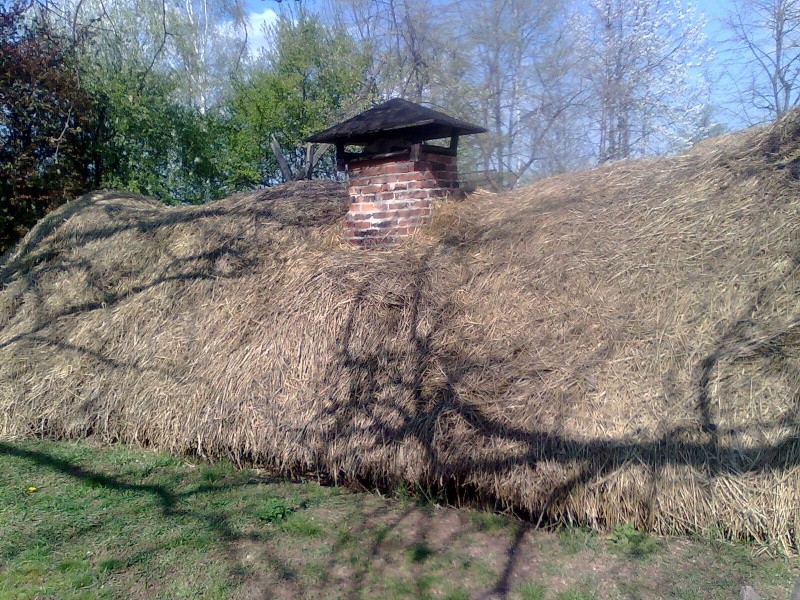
406;541;435;563
558;526;597;555
555;588;598;600
517;581;547;600
470;509;510;533
0;439;797;600
608;522;662;558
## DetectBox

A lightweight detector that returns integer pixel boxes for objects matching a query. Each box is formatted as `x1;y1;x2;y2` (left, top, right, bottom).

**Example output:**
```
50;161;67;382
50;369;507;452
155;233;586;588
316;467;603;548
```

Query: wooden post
298;143;332;180
336;143;345;171
449;134;459;151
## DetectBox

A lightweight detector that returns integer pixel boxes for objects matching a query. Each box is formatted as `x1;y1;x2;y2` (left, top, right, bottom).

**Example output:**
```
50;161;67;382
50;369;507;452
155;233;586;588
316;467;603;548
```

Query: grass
607;522;662;558
0;439;797;600
517;582;547;600
558;526;597;555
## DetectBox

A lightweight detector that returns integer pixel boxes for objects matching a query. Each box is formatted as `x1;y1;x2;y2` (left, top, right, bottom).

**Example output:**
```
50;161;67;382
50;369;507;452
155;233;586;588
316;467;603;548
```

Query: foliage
0;0;99;252
228;9;371;185
255;497;294;523
608;523;662;558
93;71;232;204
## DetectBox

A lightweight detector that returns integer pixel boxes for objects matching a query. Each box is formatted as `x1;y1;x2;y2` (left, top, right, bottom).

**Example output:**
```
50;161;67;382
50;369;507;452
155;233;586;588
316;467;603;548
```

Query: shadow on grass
2;441;532;599
0;442;308;598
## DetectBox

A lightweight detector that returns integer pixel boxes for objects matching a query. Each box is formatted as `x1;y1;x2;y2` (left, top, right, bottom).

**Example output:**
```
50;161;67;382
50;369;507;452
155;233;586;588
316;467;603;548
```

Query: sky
247;4;278;57
244;0;737;55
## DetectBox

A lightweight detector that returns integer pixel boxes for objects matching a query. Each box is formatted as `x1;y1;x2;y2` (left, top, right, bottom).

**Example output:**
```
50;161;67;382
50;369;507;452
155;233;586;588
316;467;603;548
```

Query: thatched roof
305;98;486;145
2;113;800;553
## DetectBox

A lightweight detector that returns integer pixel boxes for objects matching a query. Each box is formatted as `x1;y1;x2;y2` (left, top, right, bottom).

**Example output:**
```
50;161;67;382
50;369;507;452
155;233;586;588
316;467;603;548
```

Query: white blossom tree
573;0;711;162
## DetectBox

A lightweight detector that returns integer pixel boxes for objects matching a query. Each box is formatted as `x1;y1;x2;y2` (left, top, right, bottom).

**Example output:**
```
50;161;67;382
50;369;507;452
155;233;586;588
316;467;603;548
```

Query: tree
456;0;582;186
228;9;372;184
723;0;800;123
33;0;247;203
164;0;248;113
327;0;584;187
0;0;100;252
96;71;232;204
325;0;442;102
573;0;711;162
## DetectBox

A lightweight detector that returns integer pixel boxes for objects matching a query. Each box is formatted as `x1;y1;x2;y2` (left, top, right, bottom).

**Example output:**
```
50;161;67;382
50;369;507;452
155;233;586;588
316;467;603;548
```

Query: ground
0;439;797;599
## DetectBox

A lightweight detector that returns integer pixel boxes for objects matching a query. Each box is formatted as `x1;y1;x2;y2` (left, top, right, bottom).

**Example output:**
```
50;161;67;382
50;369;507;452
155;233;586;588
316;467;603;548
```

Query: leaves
228;10;372;185
0;0;100;252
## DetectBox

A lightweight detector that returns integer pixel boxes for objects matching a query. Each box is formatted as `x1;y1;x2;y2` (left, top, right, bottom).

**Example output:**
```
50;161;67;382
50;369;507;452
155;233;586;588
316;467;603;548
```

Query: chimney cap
306;98;486;145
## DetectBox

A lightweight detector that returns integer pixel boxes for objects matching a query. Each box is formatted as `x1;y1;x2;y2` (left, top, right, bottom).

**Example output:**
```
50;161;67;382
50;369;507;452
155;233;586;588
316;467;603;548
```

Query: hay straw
2;114;800;553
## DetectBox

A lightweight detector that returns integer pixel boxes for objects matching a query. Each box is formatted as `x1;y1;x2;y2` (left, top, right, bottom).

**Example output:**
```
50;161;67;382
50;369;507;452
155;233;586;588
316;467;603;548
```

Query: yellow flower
26;486;37;493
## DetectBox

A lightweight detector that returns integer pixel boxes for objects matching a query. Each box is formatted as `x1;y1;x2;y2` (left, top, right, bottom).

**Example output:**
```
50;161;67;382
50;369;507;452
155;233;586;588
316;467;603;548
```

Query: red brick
397;208;430;218
350;220;373;230
391;172;423;183
350;202;380;212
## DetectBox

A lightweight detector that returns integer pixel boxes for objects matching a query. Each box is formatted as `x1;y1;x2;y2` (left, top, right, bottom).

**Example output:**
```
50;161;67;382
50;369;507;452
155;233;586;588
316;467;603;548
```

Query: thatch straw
2;113;800;553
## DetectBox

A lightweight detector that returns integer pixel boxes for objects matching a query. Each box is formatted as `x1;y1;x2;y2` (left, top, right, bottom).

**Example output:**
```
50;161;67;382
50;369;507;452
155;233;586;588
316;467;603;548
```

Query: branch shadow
321;236;800;584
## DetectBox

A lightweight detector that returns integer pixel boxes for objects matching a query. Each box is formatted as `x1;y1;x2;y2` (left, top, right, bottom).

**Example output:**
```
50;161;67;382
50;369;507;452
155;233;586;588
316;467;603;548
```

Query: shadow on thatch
1;118;800;554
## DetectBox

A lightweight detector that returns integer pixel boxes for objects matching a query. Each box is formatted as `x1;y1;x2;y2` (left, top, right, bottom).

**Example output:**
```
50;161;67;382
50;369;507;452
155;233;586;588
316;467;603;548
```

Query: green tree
229;9;372;185
42;0;245;204
94;70;231;204
0;0;100;252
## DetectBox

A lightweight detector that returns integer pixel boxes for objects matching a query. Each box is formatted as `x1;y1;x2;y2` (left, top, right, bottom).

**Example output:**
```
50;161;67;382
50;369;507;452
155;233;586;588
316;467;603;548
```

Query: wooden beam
270;134;293;182
335;143;345;171
297;143;332;180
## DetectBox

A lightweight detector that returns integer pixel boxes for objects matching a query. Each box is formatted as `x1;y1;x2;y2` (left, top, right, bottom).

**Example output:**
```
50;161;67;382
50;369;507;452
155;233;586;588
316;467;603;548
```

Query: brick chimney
306;98;485;247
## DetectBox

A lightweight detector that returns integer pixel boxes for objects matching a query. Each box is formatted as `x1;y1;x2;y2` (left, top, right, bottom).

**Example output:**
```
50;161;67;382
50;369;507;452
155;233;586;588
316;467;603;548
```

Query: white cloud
247;7;278;58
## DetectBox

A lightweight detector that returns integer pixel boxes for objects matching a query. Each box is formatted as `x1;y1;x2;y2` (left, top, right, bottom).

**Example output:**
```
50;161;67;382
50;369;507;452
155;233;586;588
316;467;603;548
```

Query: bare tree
724;0;800;123
326;0;585;187
455;0;584;186
574;0;711;162
165;0;248;112
38;0;247;111
324;0;443;102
